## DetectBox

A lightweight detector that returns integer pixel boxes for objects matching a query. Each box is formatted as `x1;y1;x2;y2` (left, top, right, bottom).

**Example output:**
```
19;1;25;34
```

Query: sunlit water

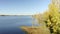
0;16;34;34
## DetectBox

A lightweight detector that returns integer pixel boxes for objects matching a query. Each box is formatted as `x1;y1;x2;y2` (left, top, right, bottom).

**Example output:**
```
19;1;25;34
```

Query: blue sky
0;0;50;15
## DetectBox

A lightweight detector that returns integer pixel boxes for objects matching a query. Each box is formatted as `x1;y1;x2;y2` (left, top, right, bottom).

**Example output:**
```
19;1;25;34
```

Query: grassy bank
21;26;50;34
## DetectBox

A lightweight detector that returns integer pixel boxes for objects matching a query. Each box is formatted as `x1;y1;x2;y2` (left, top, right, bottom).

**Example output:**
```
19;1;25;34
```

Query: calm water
0;16;33;34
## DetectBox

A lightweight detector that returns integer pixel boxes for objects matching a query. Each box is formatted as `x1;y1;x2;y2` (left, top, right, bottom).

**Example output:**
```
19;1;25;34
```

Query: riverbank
21;26;50;34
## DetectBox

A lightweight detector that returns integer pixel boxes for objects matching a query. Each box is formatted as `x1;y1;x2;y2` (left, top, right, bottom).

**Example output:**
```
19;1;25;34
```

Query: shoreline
21;26;50;34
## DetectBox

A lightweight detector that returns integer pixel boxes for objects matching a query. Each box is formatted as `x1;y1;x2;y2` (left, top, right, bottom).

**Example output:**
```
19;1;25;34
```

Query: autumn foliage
34;0;60;34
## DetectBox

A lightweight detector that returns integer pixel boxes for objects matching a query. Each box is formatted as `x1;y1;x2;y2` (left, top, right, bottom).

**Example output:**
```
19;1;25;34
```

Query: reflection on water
0;16;32;34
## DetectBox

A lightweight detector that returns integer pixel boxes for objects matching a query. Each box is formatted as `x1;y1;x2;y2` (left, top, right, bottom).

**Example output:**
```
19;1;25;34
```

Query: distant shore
0;15;32;16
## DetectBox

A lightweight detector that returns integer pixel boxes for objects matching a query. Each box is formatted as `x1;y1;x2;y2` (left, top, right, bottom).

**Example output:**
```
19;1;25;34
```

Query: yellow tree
33;0;60;34
43;0;60;34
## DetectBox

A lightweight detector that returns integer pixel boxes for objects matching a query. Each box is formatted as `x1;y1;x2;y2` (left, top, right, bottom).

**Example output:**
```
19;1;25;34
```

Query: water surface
0;16;33;34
